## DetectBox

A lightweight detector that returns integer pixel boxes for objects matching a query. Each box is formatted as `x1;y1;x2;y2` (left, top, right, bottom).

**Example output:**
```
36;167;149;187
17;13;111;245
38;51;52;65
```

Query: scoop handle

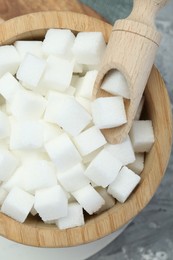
127;0;167;27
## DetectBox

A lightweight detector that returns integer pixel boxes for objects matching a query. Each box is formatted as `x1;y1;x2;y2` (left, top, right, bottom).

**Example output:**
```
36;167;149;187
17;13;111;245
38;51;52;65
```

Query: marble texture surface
79;1;173;259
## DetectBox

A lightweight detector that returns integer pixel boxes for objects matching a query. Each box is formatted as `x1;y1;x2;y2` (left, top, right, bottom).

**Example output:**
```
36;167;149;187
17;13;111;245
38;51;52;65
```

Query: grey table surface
80;1;173;259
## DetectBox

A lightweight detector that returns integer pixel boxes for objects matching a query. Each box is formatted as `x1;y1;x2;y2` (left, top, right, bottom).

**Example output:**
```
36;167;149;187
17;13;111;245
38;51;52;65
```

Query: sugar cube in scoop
0;45;20;77
72;32;106;65
108;166;141;203
1;187;34;223
16;53;46;88
92;97;127;129
34;185;68;221
130;120;155;152
72;185;105;215
85;149;123;188
56;202;84;229
45;133;82;172
101;70;130;99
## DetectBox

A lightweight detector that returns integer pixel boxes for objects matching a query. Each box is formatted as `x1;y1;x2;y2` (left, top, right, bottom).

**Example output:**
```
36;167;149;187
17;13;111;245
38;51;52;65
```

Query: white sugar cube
75;96;91;114
56;202;84;229
2;167;23;192
45;133;82;172
16;53;46;88
44;91;66;124
13;150;49;163
42;29;75;57
130;120;155;152
1;187;34;223
34;185;68;221
72;32;106;65
14;40;43;59
76;70;98;100
0;45;20;77
0;72;23;102
10;90;46;119
0;148;19;181
10;120;44;150
85;149;122;188
20;160;57;194
95;187;115;213
0;111;10;139
128;153;144;175
101;70;130;99
72;185;105;215
50;96;91;136
74;126;106;156
0;187;8;206
57;163;90;192
105;135;135;165
92;97;127;129
43;122;63;143
39;56;74;92
135;96;145;120
108;166;141;203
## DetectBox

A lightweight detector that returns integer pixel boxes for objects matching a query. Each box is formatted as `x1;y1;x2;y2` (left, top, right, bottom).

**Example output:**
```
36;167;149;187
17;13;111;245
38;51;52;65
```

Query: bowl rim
0;11;172;248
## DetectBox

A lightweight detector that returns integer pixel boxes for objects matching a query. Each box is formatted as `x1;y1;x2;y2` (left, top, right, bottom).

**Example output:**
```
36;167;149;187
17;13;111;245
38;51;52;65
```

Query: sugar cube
74;126;106;156
76;70;98;100
43;122;63;143
0;111;10;139
0;72;23;102
56;202;84;229
1;187;34;223
72;185;105;215
105;135;135;165
85;149;122;188
39;56;74;92
16;53;46;88
10;120;44;150
14;40;43;59
108;166;141;203
130;120;155;152
10;90;47;119
34;185;68;221
92;97;127;129
0;45;20;77
75;96;91;114
101;70;130;99
45;133;82;172
42;29;75;57
72;32;106;65
57;163;90;192
0;148;19;181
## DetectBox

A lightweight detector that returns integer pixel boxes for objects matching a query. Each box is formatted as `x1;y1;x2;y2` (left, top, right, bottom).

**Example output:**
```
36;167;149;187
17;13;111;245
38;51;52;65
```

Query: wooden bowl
0;11;172;248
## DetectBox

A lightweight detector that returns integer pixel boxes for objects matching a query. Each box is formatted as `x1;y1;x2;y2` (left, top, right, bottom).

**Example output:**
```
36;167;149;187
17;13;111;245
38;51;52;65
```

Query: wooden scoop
93;0;167;144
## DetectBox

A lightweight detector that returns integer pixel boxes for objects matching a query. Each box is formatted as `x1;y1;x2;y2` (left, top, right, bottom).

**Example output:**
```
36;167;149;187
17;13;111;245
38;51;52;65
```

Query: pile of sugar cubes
0;29;155;229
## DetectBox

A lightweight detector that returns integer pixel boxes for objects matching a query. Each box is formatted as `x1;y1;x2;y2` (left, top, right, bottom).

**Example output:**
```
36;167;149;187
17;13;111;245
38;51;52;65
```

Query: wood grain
93;0;167;144
0;11;172;248
0;0;103;21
